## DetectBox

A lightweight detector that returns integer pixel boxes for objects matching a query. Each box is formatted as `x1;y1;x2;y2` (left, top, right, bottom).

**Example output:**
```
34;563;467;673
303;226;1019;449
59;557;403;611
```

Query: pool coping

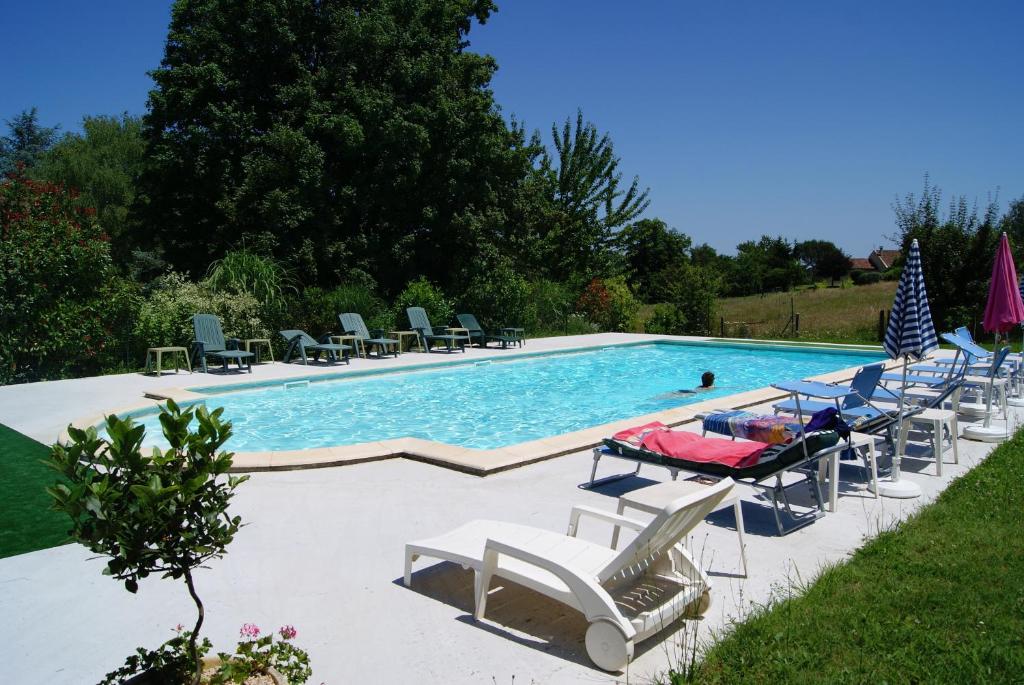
63;337;898;476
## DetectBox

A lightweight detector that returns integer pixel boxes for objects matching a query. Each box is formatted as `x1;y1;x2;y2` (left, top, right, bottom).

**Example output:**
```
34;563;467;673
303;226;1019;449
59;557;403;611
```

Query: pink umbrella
982;232;1024;337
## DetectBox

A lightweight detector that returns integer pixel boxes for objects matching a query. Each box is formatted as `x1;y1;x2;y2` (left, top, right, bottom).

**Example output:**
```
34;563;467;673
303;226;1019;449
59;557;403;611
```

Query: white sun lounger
404;478;735;672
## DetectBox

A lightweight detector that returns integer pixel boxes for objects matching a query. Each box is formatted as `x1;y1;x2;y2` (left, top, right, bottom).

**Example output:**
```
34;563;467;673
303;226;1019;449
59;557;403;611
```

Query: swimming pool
128;342;883;451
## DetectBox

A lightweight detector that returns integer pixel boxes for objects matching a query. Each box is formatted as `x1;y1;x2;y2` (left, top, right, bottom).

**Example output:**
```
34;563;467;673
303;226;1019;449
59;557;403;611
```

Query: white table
819;431;885;509
613;478;747;577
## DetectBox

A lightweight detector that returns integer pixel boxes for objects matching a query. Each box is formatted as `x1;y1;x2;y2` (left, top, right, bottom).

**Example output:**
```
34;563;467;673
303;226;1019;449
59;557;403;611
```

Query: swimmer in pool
655;371;716;398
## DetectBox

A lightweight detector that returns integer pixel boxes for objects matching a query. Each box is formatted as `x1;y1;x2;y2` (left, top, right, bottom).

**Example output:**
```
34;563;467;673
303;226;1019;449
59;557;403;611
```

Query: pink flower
240;623;261;639
174;624;184;633
278;625;297;640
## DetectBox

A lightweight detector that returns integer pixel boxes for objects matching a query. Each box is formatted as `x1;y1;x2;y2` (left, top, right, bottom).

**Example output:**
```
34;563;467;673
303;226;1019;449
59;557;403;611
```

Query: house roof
850;258;874;270
870;249;901;269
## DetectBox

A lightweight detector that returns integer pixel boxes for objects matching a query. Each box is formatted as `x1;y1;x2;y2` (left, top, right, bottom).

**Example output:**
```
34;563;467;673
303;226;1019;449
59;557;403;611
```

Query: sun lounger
455;313;519;349
192;313;254;373
406;307;467;353
773;363;885;419
279;329;351;365
587;419;841;535
339;313;398;358
404;478;734;671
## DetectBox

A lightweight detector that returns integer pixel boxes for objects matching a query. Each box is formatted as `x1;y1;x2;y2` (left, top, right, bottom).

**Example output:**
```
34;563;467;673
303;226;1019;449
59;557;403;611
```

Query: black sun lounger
586;429;841;536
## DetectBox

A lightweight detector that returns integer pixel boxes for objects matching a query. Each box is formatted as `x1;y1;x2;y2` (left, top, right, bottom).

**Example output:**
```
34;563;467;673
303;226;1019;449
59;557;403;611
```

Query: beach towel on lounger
612;422;771;469
702;410;801;444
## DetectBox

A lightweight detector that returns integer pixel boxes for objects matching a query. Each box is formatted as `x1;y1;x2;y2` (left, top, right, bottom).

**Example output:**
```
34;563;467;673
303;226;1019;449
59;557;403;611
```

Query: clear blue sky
3;1;1022;257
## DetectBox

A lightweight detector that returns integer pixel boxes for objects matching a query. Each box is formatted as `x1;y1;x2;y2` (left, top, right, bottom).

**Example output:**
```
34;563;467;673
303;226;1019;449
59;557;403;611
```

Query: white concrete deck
0;334;1014;684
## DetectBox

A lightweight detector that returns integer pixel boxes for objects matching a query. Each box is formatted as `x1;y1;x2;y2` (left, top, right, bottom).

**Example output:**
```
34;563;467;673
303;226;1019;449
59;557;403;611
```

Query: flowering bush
134;272;271;349
0;165;140;383
210;623;313;684
577;276;639;332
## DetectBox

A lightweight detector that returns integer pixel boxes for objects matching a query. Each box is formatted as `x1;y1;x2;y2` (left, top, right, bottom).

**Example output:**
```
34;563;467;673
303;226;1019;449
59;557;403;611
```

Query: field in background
715;281;897;344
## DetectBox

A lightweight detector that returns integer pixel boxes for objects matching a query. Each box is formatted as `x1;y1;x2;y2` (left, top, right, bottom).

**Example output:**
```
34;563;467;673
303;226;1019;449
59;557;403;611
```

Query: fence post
878;309;885;341
795;313;800;337
720;317;725;337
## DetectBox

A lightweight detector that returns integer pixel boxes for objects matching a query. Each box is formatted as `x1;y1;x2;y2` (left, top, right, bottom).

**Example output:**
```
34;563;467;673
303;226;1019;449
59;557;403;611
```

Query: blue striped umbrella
884;239;938;360
879;239;936;498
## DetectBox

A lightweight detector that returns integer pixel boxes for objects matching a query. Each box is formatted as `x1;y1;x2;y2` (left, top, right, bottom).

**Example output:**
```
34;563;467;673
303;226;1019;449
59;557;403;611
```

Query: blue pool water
131;343;883;451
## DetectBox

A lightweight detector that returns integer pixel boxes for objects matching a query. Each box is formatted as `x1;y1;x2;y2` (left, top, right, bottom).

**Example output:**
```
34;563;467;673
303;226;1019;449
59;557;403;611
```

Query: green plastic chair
406;307;467;353
192;314;254;373
339;313;399;358
456;313;518;349
279;330;351;365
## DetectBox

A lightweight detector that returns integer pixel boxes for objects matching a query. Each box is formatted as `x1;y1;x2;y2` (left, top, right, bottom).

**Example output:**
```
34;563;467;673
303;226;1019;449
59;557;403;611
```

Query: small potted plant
203;623;312;684
49;400;262;684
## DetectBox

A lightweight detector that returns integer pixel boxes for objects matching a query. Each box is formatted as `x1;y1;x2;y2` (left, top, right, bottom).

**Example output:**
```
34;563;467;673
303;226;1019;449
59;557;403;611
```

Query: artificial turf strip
679;429;1024;684
0;423;69;558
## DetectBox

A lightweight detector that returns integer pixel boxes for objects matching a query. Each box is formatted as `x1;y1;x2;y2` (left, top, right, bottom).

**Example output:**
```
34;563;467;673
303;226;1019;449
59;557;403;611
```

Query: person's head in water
701;371;715;388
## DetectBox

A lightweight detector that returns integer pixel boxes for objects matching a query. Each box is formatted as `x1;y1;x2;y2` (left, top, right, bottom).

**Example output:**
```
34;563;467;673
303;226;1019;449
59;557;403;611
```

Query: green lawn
0;423;69;558
667;428;1024;684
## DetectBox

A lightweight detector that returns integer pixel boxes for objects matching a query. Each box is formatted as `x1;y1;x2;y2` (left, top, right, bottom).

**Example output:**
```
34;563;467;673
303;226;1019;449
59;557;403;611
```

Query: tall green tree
531;110;650;284
0;107;59;174
795;239;851;285
615;218;691;302
892;176;999;332
142;0;530;293
34;114;146;267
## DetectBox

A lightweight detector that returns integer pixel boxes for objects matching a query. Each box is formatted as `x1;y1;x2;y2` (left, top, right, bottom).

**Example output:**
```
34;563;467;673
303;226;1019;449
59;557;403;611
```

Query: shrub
0;168;141;383
296;284;390;336
528;279;575;334
393;276;454;329
852;270;883;285
577;276;640;332
134;273;270;349
458;263;533;330
205;250;295;311
882;266;902;281
645;303;687;335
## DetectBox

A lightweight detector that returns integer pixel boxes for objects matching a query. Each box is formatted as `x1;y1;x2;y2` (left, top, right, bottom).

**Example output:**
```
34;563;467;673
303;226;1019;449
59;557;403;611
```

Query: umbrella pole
877;355;922;499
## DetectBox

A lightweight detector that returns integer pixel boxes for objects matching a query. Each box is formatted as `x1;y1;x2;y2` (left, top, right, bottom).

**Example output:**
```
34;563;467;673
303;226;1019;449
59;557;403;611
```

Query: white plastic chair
404;478;734;671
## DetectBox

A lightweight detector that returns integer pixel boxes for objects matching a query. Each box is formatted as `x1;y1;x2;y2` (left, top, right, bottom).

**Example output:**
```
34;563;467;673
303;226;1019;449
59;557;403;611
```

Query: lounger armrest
369;328;386;339
226;337;242;350
318;333;334;344
567;505;646;538
479;537;635;638
342;329;358;336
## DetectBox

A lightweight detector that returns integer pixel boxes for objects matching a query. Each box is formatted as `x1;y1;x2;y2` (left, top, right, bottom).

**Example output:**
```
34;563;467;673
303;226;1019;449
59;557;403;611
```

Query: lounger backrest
279;329;317;347
986;346;1011;378
598;478;734;584
955;326;972;342
942;332;989;363
193;314;227;353
456;313;483;333
407;307;433;334
340;313;370;340
844;363;886;410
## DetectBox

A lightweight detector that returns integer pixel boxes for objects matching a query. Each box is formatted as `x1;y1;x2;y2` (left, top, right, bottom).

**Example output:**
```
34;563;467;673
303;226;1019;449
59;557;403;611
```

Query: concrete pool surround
64;336;898;475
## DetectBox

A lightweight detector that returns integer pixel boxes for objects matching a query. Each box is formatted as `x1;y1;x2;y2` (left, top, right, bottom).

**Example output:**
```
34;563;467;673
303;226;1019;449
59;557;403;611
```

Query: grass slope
717;281;897;343
0;423;69;558
679;429;1024;684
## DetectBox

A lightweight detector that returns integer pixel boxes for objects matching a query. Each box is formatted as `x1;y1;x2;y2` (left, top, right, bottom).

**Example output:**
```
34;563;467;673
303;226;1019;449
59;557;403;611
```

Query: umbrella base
876;476;921;499
962;424;1008;442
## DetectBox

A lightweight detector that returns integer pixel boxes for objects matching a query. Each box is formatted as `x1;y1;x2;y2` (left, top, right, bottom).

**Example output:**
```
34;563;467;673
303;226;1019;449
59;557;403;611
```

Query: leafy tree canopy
142;0;531;294
615;218;691;302
795;239;851;284
0;107;59;174
34;114;145;267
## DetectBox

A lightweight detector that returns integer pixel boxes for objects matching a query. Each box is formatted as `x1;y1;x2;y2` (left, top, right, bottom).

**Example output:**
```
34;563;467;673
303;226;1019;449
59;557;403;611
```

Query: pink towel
613;422;770;468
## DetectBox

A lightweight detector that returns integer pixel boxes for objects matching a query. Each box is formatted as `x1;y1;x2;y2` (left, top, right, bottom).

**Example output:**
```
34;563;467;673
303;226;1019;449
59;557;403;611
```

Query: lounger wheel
585;620;633;672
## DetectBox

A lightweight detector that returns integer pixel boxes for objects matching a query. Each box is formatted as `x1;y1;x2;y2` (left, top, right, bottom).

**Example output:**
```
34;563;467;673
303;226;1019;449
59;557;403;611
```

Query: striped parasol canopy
884;239;938;361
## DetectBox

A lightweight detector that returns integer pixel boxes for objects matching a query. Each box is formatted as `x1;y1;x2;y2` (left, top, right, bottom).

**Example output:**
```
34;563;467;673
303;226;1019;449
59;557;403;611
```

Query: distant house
852;247;901;272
